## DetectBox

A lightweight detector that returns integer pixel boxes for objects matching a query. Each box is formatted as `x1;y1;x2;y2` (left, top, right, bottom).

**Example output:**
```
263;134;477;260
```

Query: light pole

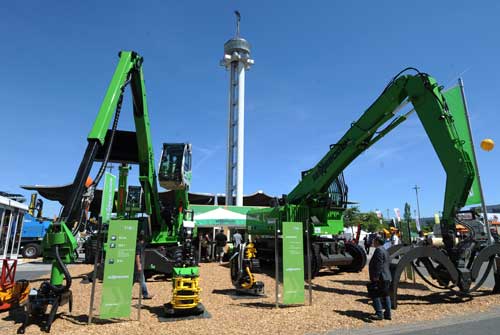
413;185;421;226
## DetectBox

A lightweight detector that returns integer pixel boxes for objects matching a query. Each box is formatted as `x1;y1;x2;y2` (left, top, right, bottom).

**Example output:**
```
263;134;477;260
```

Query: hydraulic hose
93;93;124;185
71;207;87;236
411;262;455;290
46;245;72;294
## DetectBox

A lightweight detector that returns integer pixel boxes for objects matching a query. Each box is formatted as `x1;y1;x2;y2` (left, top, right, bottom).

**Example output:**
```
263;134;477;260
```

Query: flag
394;208;401;221
443;85;481;206
415;216;421;232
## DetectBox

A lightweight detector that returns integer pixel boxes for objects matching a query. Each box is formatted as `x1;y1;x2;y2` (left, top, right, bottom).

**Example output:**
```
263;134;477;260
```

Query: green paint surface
100;219;138;319
282;221;305;305
443;86;481;206
100;172;116;223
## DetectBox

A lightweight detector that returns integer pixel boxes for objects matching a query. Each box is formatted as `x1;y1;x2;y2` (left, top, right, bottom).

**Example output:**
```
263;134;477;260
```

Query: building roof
21;184;275;216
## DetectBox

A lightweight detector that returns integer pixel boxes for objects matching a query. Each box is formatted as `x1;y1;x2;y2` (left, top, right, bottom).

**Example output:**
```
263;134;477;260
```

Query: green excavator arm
61;50;164;231
287;70;474;251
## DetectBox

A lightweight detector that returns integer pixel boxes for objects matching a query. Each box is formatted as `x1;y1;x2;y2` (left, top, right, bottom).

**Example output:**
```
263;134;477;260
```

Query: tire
230;255;239;285
84;238;99;264
22;243;41;258
338;243;367;273
304;242;322;279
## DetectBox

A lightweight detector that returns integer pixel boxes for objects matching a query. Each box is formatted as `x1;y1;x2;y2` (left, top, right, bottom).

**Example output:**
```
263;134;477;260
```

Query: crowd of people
363;231;402;255
198;229;244;263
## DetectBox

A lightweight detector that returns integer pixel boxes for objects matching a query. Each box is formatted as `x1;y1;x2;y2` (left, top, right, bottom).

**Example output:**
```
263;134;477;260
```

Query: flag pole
458;77;493;244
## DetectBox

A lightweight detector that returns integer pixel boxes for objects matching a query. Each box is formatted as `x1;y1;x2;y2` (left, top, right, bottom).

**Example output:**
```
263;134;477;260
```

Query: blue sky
1;1;499;219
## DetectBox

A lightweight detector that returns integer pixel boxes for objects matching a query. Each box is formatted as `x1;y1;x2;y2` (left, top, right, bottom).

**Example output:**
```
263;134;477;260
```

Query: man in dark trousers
135;230;153;299
368;235;392;320
214;230;227;264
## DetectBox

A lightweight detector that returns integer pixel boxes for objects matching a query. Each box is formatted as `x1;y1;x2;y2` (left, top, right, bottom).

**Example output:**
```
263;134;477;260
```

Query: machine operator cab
158;143;192;190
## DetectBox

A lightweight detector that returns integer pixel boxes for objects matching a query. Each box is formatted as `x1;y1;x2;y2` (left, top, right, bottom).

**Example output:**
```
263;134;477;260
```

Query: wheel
22;243;41;258
83;238;98;264
230;254;240;285
304;242;322;279
338;243;367;272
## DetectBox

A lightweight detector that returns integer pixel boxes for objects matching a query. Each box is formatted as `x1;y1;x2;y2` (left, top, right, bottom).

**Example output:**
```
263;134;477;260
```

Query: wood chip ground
1;262;499;335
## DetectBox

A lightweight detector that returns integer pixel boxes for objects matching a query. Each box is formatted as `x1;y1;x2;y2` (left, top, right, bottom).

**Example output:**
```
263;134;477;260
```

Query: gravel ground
1;263;499;335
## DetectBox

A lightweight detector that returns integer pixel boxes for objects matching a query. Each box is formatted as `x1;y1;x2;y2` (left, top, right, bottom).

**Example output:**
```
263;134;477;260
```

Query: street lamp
413;185;421;231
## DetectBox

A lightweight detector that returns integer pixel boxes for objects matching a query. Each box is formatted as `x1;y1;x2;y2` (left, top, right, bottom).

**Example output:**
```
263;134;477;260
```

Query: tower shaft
221;14;253;206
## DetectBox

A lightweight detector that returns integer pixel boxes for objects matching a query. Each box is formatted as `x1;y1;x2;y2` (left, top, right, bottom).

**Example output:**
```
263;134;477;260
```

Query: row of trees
343;203;433;234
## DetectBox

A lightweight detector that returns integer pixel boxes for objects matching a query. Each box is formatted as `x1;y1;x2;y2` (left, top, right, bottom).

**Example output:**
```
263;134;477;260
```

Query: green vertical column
282;221;305;305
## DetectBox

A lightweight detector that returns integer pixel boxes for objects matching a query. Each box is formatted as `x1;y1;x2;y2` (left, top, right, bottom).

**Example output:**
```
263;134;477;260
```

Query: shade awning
194;207;247;227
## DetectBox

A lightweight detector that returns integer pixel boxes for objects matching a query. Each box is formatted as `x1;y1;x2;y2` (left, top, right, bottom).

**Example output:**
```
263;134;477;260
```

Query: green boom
248;70;475;275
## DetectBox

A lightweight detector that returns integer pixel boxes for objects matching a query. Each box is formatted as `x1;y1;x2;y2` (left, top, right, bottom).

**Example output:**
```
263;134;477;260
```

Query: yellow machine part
240;242;257;289
240;266;256;289
245;242;257;259
170;276;201;310
0;281;30;311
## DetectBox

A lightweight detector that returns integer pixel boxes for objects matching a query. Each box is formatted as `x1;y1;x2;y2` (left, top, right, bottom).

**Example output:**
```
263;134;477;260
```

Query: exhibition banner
100;172;116;223
443;86;481;206
282;221;305;305
100;219;138;319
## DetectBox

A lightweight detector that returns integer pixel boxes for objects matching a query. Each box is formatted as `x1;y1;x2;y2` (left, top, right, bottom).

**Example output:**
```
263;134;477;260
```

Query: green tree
343;207;386;233
402;203;412;243
343;206;361;228
359;212;381;233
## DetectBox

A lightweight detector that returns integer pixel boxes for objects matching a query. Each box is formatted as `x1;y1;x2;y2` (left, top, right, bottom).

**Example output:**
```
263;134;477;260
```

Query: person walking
214;230;227;264
135;230;153;299
367;235;392;320
232;230;243;250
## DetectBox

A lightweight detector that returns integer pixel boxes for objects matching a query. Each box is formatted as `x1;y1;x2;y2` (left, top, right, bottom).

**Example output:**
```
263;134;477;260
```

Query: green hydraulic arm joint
88;51;141;144
287;71;474;250
87;50;163;231
42;221;78;286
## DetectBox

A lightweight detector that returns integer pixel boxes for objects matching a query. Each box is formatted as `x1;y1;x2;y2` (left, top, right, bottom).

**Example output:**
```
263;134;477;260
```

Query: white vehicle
0;194;28;262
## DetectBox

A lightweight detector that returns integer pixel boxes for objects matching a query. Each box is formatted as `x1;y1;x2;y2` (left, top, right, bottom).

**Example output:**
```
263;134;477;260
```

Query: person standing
363;235;371;254
160;204;173;234
390;232;400;246
135;231;153;299
214;230;227;264
367;235;392;320
201;232;211;261
232;230;243;250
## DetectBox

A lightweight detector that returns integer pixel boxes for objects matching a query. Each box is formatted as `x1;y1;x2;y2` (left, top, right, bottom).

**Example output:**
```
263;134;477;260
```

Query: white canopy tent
194;207;247;228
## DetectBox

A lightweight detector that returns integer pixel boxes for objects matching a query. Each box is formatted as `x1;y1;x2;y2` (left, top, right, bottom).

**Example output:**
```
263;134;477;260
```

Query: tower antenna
234;10;241;37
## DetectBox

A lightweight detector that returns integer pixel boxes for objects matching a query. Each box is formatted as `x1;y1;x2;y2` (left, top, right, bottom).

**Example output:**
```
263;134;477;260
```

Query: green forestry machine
18;51;201;333
244;68;500;301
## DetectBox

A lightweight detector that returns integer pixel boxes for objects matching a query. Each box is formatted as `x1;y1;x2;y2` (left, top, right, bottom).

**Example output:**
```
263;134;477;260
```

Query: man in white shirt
390;232;400;246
